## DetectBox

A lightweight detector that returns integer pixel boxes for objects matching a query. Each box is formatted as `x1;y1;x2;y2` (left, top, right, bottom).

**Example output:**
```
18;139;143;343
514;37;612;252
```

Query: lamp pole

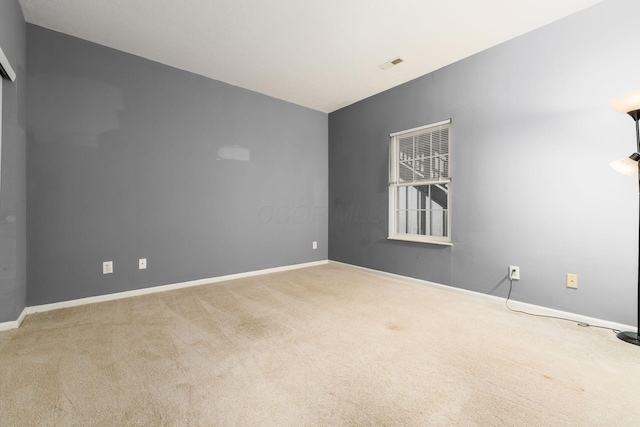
629;113;640;345
611;91;640;346
618;109;640;345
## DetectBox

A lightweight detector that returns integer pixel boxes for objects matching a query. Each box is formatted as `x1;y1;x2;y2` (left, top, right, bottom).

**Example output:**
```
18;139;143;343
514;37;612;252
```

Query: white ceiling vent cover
379;57;404;70
0;47;16;81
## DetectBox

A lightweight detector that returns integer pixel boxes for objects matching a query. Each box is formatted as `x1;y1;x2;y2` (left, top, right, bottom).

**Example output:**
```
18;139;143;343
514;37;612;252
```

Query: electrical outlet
509;265;520;281
103;261;113;275
139;258;147;270
566;273;578;289
312;241;317;249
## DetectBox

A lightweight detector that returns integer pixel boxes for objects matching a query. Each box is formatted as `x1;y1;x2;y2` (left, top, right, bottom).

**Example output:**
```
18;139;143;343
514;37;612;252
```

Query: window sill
387;235;452;246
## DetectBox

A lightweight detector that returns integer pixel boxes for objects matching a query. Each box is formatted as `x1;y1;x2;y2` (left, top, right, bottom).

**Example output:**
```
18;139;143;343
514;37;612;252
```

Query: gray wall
27;25;328;306
329;0;640;326
0;0;27;322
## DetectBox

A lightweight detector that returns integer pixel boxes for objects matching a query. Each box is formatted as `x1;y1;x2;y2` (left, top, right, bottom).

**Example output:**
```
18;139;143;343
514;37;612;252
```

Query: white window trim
388;119;452;245
389;119;451;137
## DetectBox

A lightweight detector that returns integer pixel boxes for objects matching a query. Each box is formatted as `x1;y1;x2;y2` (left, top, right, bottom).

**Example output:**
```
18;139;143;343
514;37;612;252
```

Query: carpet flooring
1;263;639;426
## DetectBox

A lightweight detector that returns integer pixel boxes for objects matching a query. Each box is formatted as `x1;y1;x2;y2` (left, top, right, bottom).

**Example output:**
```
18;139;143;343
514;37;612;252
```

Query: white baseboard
3;259;633;334
330;260;636;333
0;307;27;332
0;260;328;331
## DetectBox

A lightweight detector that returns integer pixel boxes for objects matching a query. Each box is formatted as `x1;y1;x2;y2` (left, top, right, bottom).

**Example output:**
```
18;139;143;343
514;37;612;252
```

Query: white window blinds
390;119;450;186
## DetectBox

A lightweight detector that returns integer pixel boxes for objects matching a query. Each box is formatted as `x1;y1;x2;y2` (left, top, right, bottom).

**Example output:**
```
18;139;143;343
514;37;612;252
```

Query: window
389;119;451;244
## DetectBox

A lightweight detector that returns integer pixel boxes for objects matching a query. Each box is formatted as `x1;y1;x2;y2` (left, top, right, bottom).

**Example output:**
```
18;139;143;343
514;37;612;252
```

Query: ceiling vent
379;57;403;71
0;47;16;81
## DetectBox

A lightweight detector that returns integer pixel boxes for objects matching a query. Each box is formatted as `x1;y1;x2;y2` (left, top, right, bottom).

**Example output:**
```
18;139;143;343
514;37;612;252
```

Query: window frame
388;119;452;245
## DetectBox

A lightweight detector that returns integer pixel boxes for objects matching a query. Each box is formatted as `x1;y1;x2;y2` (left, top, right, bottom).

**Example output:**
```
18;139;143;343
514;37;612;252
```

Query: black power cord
504;278;621;334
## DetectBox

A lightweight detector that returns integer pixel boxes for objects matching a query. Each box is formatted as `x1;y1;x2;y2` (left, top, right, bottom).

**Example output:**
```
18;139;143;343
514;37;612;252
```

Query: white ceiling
19;0;604;113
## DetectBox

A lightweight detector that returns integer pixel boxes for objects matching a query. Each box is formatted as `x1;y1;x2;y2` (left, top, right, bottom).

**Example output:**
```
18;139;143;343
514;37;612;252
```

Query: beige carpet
1;263;639;426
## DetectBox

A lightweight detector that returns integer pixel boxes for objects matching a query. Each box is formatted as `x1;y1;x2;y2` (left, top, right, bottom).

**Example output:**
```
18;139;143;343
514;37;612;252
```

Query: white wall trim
4;259;632;334
330;260;635;332
0;307;27;332
0;260;328;331
26;260;328;316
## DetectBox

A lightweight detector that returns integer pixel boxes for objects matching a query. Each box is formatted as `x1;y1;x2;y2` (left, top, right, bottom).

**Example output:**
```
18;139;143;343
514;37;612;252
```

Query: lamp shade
611;89;640;114
610;153;640;176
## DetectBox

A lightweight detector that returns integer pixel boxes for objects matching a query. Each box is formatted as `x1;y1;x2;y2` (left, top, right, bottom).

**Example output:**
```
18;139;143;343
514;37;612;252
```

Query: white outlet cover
312;241;318;249
139;258;147;269
103;261;113;274
509;265;520;280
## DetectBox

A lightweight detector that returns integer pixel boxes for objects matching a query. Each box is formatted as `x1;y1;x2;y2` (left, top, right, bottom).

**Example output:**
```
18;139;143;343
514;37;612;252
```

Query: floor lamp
610;89;640;346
